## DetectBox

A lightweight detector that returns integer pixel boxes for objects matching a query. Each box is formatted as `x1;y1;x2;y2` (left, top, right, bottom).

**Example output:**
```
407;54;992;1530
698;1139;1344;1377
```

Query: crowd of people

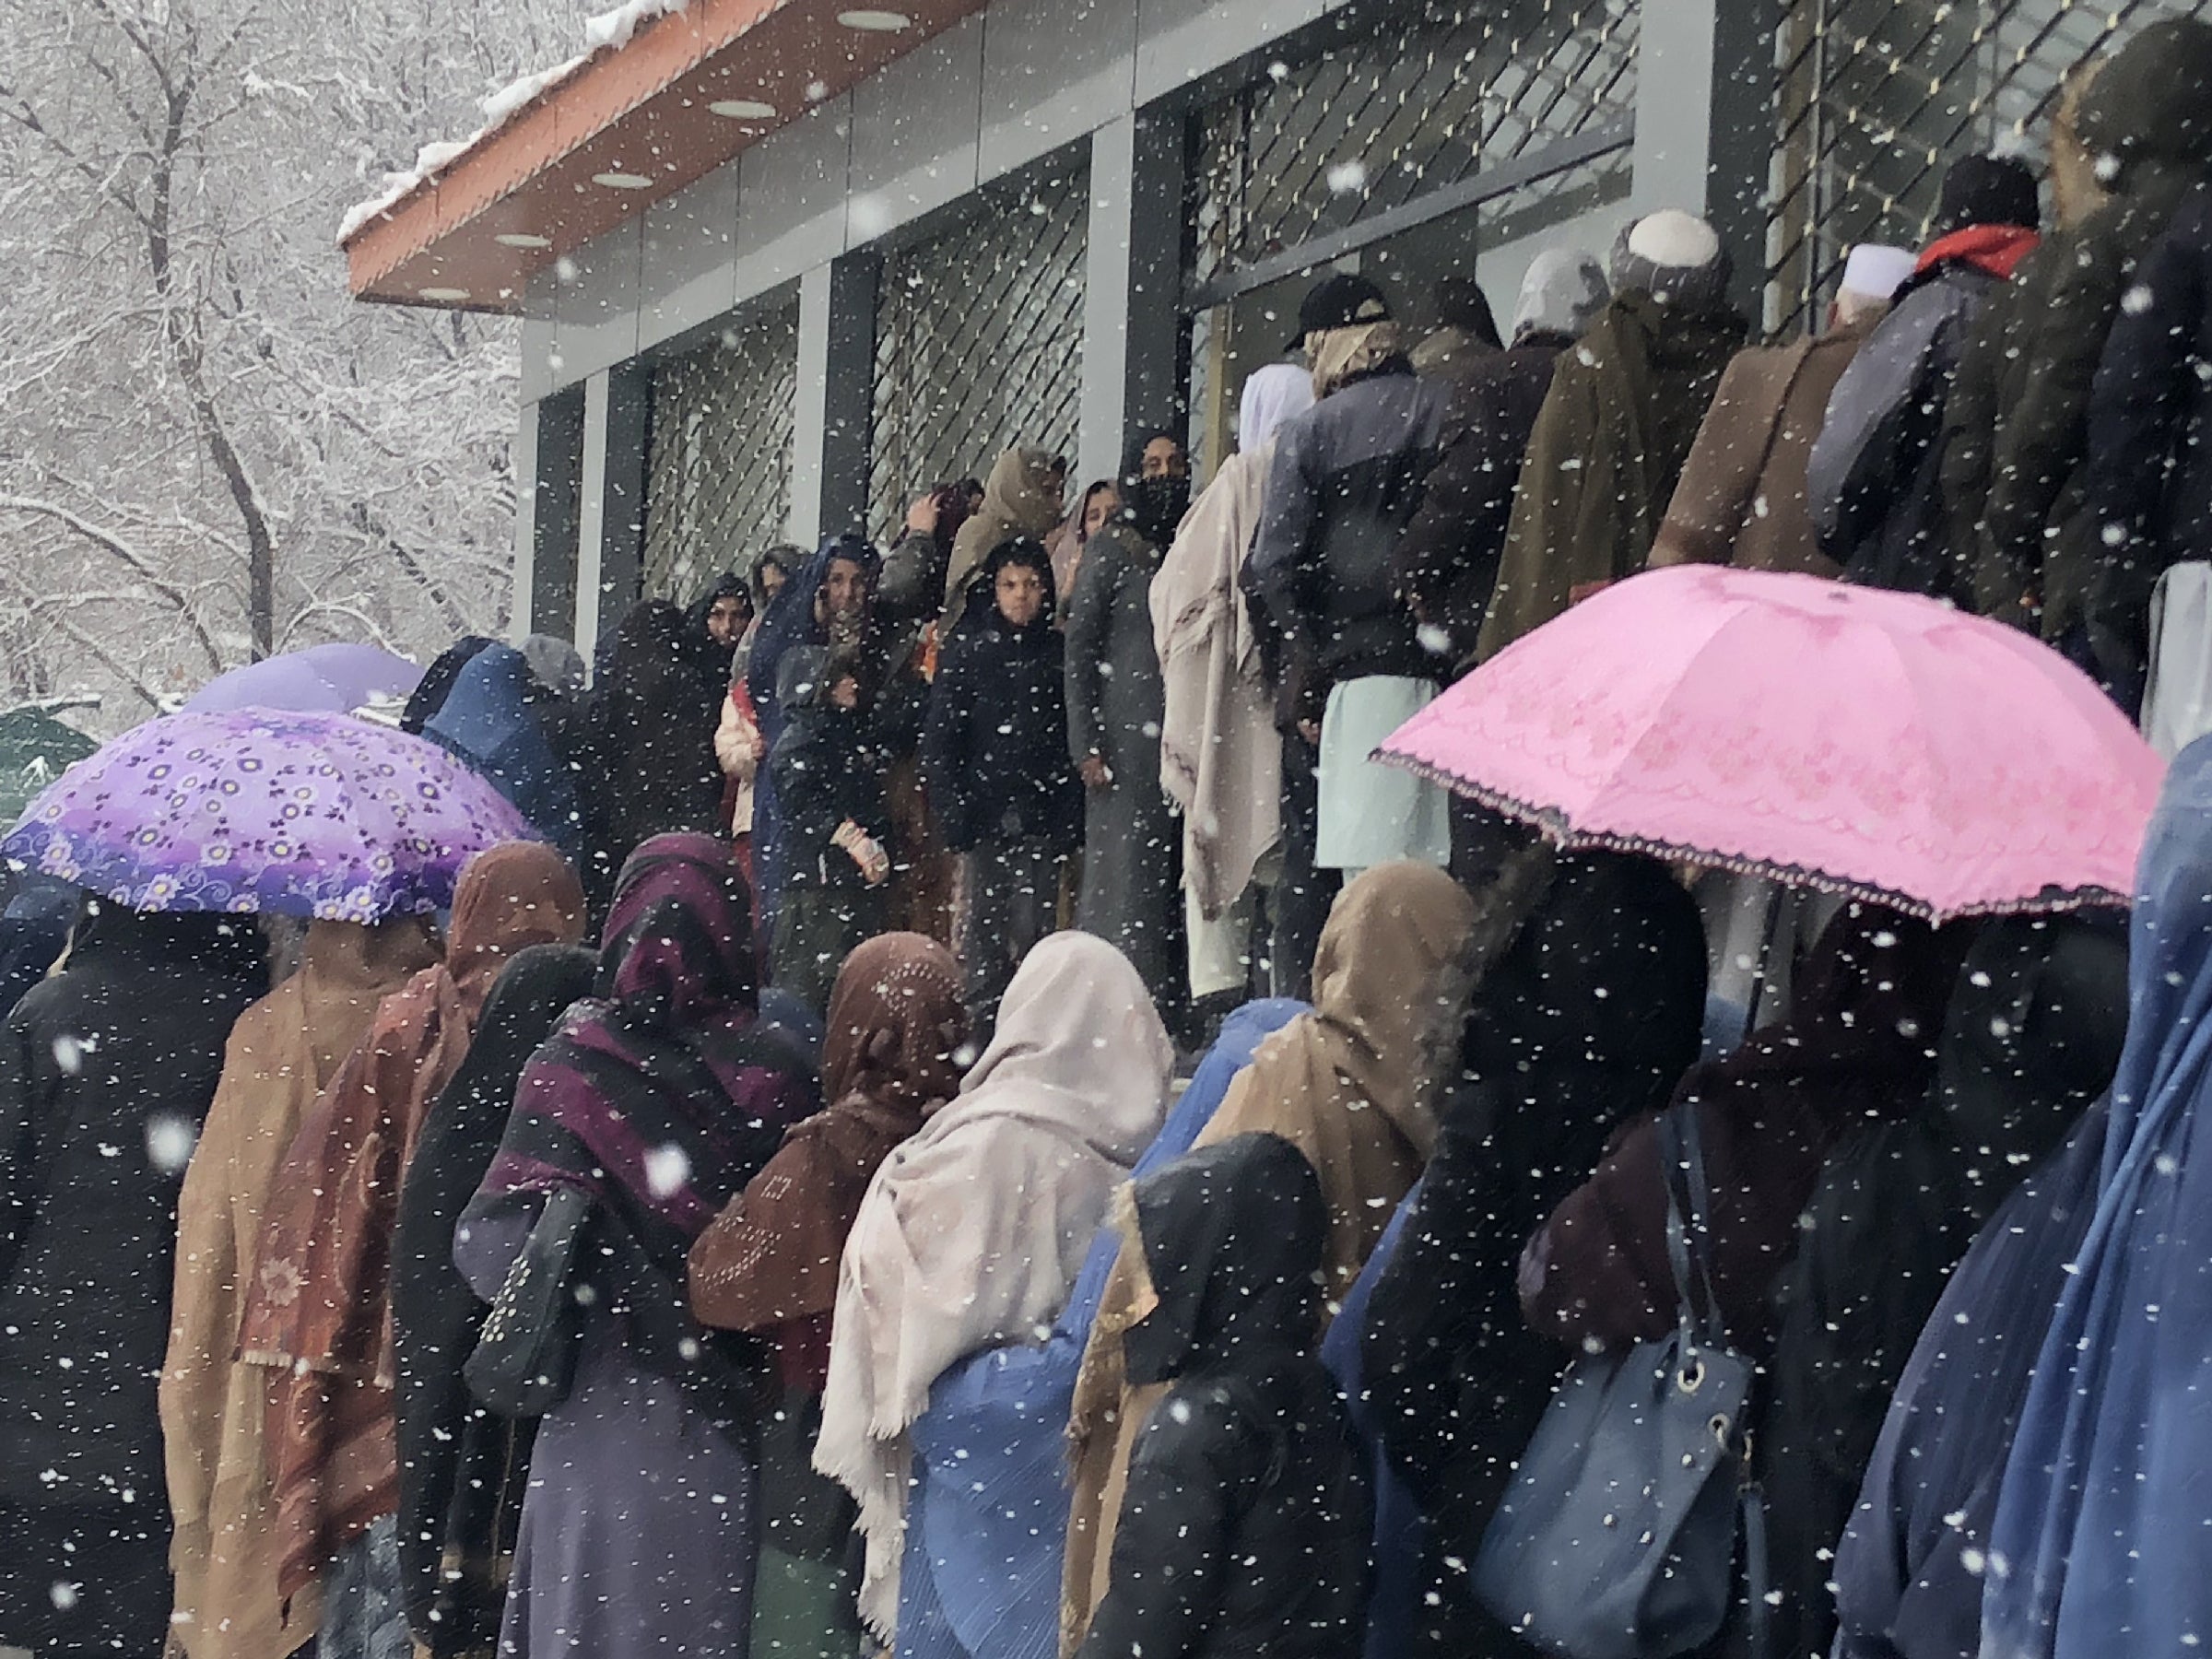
0;14;2209;1659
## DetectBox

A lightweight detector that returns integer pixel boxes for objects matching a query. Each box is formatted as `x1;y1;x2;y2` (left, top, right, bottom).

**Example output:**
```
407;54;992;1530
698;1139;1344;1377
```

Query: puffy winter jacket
1246;363;1448;716
1809;262;2005;596
923;608;1083;854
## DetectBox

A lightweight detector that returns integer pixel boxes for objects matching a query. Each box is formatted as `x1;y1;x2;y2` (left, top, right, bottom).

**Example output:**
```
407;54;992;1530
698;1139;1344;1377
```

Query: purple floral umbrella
1;709;540;921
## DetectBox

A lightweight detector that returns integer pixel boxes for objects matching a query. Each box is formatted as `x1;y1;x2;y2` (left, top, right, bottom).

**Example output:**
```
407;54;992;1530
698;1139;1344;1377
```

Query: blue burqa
1827;1105;2109;1659
423;643;583;859
895;998;1306;1659
1983;735;2212;1659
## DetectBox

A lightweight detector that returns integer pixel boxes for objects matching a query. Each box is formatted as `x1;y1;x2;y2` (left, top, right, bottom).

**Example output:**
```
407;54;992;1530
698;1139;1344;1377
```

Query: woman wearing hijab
455;834;815;1659
1065;431;1192;1027
234;845;587;1651
1153;373;1316;1020
1047;479;1123;602
1520;903;1973;1354
689;933;965;1659
425;646;587;859
1760;913;2127;1659
1360;848;1708;1653
573;602;727;912
0;904;267;1659
814;932;1174;1649
895;994;1302;1659
1076;1134;1371;1659
1062;861;1477;1653
391;943;597;1659
163;912;441;1659
0;877;76;1021
1982;738;2212;1657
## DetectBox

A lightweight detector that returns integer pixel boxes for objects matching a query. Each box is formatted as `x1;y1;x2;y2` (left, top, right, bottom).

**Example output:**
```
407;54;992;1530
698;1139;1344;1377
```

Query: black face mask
1124;474;1192;546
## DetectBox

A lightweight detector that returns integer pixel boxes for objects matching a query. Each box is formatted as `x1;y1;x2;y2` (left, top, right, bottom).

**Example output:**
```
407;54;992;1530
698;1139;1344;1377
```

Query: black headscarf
402;635;496;735
1119;428;1192;547
390;942;595;1657
1124;1132;1325;1386
686;571;752;678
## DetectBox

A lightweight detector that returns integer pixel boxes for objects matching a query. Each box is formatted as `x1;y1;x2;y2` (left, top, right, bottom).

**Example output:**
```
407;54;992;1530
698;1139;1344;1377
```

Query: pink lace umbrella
1376;565;2162;920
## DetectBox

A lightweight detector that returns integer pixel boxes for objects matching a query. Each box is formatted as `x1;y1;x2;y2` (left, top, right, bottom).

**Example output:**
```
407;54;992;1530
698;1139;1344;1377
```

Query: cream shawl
814;931;1172;1640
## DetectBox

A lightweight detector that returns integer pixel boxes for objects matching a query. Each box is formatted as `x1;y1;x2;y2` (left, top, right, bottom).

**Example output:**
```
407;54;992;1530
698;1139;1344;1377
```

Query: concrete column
1630;0;1776;319
523;387;586;644
790;254;880;547
573;363;650;663
1079;112;1189;488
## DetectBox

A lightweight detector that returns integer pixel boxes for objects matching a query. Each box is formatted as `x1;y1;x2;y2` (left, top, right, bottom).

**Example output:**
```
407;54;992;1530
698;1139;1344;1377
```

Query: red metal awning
342;0;985;313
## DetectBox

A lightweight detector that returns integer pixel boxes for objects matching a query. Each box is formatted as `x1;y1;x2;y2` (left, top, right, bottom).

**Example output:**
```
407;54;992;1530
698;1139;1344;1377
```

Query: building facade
341;0;2208;657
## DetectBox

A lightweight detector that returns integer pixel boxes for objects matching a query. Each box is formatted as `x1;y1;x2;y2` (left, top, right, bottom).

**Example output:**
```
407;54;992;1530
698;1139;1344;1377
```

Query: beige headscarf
943;446;1065;628
1310;319;1409;400
1059;862;1478;1654
161;915;440;1659
814;932;1172;1641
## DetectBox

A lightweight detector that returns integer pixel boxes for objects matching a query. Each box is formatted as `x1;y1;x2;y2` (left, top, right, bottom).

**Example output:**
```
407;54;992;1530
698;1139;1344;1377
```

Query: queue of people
0;17;2210;1659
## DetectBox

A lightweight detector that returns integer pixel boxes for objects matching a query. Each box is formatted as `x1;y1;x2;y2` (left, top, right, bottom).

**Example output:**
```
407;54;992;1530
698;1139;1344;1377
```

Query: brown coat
161;917;440;1659
1649;322;1873;577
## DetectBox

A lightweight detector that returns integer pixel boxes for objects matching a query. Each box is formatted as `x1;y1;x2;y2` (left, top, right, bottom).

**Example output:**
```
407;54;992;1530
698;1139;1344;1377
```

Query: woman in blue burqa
1975;733;2212;1658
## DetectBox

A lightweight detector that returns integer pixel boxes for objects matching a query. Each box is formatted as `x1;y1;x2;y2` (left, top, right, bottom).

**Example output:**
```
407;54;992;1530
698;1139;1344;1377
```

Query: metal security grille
1190;0;1640;290
1766;0;2212;335
642;297;799;601
869;166;1088;537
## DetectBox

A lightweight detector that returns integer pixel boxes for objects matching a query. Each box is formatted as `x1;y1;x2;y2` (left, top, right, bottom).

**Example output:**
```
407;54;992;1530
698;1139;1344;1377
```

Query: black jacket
392;944;595;1656
1079;1134;1371;1659
1393;338;1566;674
1362;853;1707;1653
1246;364;1449;713
924;608;1083;854
1759;914;2127;1659
769;647;894;889
0;906;267;1504
2086;182;2212;693
1810;262;2001;598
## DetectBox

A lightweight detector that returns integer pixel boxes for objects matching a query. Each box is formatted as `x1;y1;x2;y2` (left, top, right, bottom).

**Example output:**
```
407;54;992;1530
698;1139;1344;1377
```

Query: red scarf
1916;223;2040;280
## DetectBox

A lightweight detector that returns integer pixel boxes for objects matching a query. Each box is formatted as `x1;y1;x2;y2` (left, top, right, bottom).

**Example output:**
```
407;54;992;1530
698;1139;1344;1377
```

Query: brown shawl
162;915;441;1659
1059;862;1478;1654
688;932;965;1348
238;844;585;1607
943;446;1064;628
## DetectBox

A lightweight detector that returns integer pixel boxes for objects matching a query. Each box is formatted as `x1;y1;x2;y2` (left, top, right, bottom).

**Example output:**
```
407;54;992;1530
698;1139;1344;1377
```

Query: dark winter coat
1519;905;1972;1357
923;582;1084;855
1759;914;2127;1659
1477;290;1747;661
1809;261;2009;597
0;906;267;1505
1246;363;1449;720
769;647;894;891
1392;336;1568;674
1977;19;2212;643
1362;851;1708;1653
390;943;595;1657
1077;1133;1371;1659
2084;182;2212;693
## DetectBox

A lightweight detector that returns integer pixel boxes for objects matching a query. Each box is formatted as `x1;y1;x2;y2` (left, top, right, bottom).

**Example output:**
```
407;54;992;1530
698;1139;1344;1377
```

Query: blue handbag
1473;1106;1767;1659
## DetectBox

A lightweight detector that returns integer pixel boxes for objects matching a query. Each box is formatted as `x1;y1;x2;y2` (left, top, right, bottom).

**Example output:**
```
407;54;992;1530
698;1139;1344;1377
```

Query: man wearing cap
1806;156;2042;595
1243;273;1451;971
1651;241;1914;577
1476;209;1747;660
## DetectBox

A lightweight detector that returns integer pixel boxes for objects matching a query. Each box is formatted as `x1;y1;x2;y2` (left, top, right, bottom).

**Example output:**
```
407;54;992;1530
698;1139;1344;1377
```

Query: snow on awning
340;0;986;313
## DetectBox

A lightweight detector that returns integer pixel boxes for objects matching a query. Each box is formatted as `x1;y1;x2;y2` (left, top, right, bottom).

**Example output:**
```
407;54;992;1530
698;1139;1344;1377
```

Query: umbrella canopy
0;709;100;829
1377;565;2161;921
2;709;538;921
183;641;421;715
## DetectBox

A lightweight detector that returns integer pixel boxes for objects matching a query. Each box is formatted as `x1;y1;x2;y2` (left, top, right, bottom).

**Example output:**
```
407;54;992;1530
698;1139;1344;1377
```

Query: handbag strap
1656;1104;1729;1349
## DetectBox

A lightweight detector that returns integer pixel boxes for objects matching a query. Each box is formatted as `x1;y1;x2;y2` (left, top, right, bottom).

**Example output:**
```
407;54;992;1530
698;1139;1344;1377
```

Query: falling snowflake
1325;159;1369;195
645;1143;691;1199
